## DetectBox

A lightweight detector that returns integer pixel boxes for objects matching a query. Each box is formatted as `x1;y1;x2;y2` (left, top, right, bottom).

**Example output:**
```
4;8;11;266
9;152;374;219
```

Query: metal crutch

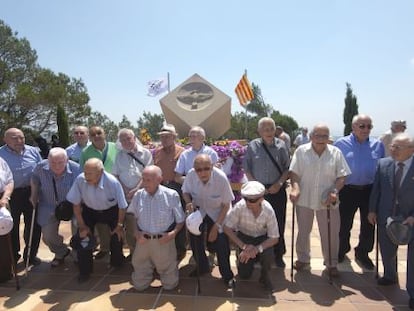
7;232;20;290
25;205;37;276
327;204;333;284
290;203;295;282
375;223;379;279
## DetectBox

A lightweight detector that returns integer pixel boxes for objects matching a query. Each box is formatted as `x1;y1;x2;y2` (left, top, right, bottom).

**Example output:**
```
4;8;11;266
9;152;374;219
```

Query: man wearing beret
224;181;279;291
368;133;414;310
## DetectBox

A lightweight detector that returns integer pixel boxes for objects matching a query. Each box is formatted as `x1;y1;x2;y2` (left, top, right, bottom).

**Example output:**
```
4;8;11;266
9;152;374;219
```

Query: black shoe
125;254;132;262
355;252;374;270
26;256;41;266
51;249;71;268
94;251;109;259
409;298;414;310
275;256;286;268
77;274;90;283
259;275;274;291
377;277;397;286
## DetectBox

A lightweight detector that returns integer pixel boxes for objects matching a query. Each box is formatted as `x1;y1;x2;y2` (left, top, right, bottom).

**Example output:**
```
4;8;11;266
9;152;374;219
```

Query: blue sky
2;0;414;136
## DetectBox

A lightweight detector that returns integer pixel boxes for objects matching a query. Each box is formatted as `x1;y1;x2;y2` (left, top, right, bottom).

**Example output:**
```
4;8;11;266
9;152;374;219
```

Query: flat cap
241;181;265;199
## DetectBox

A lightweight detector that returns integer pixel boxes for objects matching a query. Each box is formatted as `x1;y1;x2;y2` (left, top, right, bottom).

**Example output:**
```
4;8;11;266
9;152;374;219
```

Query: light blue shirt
67;170;128;210
66;142;90;163
334;133;385;185
175;144;218;175
0;144;42;188
32;159;80;226
128;185;184;234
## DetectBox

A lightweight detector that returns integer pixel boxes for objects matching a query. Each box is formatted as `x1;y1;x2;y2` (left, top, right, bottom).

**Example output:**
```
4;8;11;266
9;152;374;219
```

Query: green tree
57;104;70;148
118;115;138;134
246;83;273;117
343;82;358;136
271;110;299;139
137;111;165;140
0;20;91;138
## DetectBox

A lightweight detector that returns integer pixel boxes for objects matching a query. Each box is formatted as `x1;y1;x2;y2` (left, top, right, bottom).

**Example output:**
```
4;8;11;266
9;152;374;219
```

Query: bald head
142;165;163;195
4;128;25;153
84;158;104;185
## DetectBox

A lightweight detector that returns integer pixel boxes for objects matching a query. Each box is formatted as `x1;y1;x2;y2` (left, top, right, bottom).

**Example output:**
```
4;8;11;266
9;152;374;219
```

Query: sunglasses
90;131;103;137
243;197;261;203
357;124;373;130
195;167;211;173
390;144;413;150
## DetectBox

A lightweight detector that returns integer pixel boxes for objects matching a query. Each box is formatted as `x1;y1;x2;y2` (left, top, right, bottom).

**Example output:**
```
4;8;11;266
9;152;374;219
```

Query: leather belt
345;184;372;191
144;234;163;239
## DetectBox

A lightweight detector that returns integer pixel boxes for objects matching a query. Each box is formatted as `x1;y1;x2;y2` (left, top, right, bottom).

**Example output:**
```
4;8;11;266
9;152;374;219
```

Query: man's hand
79;225;91;238
208;226;218;242
266;183;281;195
135;231;147;245
112;225;124;241
289;188;300;204
159;230;176;244
368;212;377;225
403;216;414;226
238;244;258;263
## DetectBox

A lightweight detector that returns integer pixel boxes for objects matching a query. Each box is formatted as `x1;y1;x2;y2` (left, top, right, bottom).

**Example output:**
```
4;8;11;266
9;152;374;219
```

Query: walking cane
375;223;379;279
290;203;295;282
327;204;332;284
25;205;37;276
7;233;20;290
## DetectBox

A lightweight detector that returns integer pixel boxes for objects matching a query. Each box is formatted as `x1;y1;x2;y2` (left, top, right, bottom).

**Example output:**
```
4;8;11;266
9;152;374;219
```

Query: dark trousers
78;205;124;276
189;214;233;281
0;234;13;282
236;232;273;280
163;181;187;260
10;187;41;261
338;185;374;257
264;187;287;259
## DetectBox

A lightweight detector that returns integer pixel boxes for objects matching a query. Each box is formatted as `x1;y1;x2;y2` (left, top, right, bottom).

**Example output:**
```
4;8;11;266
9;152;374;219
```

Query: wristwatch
117;222;124;228
257;244;264;253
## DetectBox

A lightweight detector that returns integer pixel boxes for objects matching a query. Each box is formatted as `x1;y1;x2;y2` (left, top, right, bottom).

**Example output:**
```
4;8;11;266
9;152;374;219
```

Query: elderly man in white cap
380;120;407;156
224;181;279;291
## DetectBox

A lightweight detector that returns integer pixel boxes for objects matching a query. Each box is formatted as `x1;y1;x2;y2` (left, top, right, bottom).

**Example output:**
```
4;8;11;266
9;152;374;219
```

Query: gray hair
189;126;206;138
258;117;275;130
48;147;68;160
392;133;414;146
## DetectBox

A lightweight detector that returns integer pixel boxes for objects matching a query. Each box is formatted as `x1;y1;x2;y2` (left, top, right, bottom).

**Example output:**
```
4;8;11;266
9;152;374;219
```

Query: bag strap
262;141;283;176
52;178;59;205
101;143;109;164
127;152;146;168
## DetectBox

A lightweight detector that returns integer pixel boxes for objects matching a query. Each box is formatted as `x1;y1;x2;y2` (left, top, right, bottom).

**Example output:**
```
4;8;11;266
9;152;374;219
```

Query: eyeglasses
244;197;261;203
74;131;85;135
357;124;373;130
390;144;413;150
195;167;211;173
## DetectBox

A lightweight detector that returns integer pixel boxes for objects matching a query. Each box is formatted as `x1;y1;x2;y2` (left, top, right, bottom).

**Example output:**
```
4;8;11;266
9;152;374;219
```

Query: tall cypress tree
343;82;359;136
57;104;70;148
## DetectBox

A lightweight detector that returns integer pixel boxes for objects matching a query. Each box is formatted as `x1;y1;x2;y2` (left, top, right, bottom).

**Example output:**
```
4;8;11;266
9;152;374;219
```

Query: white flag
147;77;168;97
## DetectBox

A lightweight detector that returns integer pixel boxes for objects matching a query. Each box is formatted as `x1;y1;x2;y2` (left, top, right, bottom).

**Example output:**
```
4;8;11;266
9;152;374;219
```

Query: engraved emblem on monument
176;82;214;111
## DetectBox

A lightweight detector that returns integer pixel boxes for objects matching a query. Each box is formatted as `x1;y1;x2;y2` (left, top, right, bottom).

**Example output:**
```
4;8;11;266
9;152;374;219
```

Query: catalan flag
235;73;254;106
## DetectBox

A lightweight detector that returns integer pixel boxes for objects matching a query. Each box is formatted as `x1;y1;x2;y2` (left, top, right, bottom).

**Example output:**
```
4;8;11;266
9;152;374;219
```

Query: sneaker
51;249;71;268
355;251;374;270
293;260;310;271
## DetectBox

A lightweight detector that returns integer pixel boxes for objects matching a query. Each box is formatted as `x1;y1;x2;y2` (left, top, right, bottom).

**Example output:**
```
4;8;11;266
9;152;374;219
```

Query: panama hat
186;210;203;236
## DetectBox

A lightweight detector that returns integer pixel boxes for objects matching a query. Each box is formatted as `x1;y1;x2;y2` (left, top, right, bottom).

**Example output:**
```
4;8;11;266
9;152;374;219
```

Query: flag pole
244;69;248;139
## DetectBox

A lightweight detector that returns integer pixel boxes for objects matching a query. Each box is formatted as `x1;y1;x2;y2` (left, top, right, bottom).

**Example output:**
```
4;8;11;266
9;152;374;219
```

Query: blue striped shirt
334;133;385;185
128;185;184;234
32;159;80;226
0;144;42;188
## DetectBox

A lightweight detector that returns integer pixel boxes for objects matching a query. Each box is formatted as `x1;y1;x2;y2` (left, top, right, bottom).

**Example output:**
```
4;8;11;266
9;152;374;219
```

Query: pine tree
343;83;359;136
57;104;70;148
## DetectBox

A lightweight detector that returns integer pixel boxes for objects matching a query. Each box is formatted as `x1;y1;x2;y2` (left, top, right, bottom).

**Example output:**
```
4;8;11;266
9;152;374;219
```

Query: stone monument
159;73;231;139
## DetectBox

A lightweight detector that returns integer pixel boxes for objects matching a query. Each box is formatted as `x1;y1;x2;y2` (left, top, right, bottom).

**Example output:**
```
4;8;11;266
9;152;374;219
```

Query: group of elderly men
1;115;413;309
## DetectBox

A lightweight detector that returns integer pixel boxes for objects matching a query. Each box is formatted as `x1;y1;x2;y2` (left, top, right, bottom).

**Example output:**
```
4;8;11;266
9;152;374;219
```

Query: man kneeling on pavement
224;181;279;291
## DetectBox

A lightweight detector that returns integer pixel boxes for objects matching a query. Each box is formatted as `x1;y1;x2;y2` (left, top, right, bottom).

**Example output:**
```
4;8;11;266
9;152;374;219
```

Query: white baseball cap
0;207;13;236
186;210;203;236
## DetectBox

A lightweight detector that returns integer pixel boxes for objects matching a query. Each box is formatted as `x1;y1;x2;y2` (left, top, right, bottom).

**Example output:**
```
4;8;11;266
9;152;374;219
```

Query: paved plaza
0;199;411;311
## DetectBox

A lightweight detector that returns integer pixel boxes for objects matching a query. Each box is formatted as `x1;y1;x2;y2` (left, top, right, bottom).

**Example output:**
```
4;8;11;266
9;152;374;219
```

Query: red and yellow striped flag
235;73;254;107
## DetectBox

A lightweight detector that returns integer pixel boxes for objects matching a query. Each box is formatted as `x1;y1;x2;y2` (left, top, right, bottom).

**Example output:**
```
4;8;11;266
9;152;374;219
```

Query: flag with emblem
147;77;169;97
235;73;254;106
